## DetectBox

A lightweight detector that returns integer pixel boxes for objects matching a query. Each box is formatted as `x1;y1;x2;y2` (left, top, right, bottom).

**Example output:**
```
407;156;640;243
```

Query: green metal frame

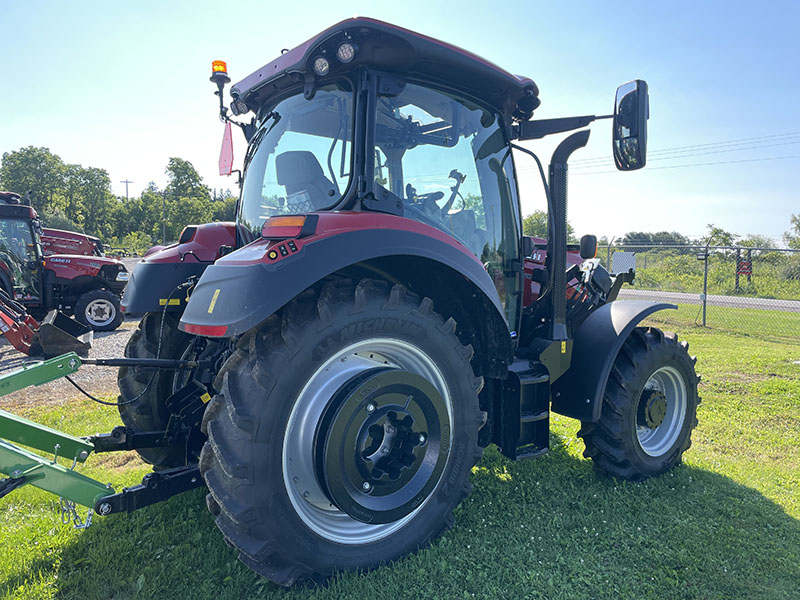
0;352;116;508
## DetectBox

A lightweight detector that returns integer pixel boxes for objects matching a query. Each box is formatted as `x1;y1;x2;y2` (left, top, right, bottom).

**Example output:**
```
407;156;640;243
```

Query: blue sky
1;1;798;243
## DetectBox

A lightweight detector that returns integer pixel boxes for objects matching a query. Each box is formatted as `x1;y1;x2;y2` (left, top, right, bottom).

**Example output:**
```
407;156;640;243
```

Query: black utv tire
200;279;484;586
117;311;194;467
578;327;700;481
74;289;124;331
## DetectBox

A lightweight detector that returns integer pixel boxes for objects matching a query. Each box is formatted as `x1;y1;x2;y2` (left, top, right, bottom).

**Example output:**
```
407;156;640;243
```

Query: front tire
74;289;123;331
200;279;484;586
579;327;700;481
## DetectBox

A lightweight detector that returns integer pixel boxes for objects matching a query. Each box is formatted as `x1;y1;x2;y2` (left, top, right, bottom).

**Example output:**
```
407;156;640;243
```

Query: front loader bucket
34;311;93;358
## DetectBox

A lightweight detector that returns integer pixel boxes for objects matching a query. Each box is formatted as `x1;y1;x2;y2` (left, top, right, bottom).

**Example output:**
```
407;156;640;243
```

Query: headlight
116;271;130;282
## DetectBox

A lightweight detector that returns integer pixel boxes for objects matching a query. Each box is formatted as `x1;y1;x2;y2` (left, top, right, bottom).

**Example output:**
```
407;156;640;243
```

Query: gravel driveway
0;317;141;412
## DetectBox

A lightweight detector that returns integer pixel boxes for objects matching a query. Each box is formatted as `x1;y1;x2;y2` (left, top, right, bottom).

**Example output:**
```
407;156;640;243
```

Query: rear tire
578;327;700;481
74;289;123;331
200;279;484;586
117;311;194;468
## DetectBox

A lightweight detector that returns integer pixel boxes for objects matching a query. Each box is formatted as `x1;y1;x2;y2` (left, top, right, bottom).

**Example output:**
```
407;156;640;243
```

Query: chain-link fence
599;244;800;344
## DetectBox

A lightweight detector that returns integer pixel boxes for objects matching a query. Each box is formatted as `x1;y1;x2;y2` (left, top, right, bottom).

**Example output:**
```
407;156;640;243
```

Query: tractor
0;191;128;334
0;18;699;588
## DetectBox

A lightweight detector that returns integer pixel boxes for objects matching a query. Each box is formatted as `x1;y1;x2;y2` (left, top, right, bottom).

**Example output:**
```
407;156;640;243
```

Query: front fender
179;227;507;339
550;301;676;422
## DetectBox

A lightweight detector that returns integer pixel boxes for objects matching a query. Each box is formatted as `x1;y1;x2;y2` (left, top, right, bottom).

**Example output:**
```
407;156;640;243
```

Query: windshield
0;217;41;300
239;82;353;235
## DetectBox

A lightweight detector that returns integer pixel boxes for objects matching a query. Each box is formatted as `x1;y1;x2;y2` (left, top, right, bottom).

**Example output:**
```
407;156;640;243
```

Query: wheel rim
636;366;687;456
283;338;453;545
84;298;116;327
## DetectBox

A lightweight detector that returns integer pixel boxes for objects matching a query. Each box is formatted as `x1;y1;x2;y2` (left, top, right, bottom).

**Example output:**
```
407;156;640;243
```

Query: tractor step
494;360;551;460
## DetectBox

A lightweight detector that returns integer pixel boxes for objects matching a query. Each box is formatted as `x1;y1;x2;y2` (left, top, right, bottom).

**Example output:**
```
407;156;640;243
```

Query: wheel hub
86;299;115;326
315;368;449;524
638;389;667;429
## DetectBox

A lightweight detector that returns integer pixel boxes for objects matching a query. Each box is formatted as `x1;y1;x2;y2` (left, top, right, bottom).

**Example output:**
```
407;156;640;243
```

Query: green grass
644;302;800;344
2;329;799;599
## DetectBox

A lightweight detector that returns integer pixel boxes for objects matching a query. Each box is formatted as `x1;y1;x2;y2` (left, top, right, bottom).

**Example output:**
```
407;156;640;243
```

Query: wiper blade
243;111;281;169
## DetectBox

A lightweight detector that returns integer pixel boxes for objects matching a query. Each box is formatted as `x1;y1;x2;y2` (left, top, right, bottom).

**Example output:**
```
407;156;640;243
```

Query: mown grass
1;329;799;599
643;302;800;344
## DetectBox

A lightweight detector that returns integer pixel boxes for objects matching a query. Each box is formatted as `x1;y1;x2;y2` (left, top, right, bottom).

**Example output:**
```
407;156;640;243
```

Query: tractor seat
446;210;490;258
275;151;340;212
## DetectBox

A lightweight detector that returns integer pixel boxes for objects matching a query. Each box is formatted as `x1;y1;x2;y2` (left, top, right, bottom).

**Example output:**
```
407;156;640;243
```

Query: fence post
735;248;740;292
702;245;709;327
746;248;752;284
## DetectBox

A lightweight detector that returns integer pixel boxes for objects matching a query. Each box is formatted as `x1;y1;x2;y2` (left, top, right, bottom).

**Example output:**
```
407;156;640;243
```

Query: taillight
183;323;228;337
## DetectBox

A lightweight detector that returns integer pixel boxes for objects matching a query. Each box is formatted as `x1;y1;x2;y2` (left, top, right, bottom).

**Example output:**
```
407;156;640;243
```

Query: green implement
0;352;116;508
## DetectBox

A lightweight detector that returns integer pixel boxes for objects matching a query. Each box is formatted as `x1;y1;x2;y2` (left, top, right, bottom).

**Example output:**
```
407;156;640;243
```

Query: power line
569;139;800;170
567;131;800;166
571;154;800;176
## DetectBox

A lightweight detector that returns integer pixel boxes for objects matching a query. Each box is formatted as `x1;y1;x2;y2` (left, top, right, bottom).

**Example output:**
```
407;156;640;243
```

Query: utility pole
120;179;133;200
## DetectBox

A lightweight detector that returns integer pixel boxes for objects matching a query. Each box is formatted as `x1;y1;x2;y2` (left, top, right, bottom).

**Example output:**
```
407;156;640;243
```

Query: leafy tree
784;213;800;249
212;195;237;222
39;208;83;232
621;231;689;247
165;157;210;202
522;210;575;241
79;167;115;237
0;146;65;211
703;223;738;247
168;195;214;241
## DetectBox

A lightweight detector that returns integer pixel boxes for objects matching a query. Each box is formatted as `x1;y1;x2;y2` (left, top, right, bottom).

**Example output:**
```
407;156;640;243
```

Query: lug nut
418;433;427;445
366;403;376;413
362;481;372;491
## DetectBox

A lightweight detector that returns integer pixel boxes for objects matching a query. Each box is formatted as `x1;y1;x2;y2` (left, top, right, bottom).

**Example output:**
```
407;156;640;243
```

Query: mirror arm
514;115;604;140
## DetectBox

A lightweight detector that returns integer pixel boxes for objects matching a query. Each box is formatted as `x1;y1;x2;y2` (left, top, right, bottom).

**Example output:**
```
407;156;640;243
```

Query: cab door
372;82;523;333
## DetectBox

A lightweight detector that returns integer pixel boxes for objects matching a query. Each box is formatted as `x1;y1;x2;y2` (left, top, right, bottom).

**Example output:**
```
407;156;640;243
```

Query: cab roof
231;17;540;121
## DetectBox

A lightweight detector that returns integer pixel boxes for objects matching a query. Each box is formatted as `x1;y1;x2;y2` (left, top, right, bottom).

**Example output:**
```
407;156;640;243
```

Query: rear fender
179;220;513;375
550;301;676;422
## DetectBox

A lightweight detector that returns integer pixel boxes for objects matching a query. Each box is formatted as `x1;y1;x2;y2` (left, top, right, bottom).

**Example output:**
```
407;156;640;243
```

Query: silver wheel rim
283;338;453;545
85;298;116;327
636;366;687;456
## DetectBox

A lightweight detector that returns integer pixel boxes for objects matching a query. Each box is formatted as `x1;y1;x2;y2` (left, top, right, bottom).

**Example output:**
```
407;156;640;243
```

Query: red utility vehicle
0;191;128;332
41;228;106;258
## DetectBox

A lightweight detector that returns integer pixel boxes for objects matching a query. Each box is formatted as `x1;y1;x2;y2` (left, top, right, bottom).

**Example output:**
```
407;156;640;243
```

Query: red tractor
117;18;696;585
0;191;128;334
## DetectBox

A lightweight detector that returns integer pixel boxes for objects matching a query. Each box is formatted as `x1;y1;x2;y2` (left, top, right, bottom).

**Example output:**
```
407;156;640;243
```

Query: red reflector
183;323;229;337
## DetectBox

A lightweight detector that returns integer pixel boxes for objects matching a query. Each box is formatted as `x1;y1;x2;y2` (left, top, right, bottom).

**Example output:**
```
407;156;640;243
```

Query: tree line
0;146;235;254
3;146;797;256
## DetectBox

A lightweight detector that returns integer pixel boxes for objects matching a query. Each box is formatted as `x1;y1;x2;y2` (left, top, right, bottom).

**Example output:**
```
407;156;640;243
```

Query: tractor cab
0;192;43;302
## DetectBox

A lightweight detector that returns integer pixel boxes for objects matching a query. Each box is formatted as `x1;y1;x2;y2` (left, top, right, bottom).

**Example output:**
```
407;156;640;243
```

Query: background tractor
0;18;700;588
0;191;128;334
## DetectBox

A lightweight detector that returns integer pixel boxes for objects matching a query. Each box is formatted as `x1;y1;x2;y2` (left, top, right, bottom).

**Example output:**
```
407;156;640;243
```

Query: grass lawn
1;328;799;599
643;302;800;345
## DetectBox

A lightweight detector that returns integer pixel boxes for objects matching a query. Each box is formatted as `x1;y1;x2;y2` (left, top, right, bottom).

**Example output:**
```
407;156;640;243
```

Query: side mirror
579;234;597;259
613;80;649;171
